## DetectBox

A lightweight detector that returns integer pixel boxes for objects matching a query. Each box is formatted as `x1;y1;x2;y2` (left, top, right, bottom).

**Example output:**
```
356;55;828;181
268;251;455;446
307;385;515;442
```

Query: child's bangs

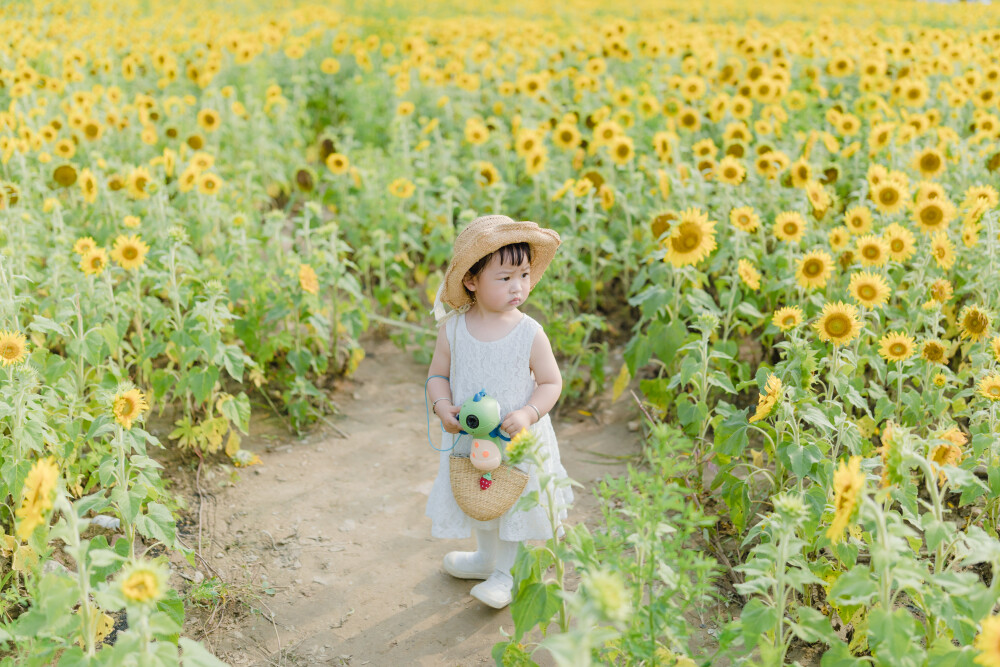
495;242;532;268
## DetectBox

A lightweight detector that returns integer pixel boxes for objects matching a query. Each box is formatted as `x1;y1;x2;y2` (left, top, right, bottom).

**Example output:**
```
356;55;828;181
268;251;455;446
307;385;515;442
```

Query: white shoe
443;550;495;579
443;524;499;579
470;570;514;609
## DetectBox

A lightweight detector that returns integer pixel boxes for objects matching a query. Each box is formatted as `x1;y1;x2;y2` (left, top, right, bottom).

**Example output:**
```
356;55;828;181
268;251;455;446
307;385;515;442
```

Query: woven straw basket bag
450;455;528;522
447;312;528;522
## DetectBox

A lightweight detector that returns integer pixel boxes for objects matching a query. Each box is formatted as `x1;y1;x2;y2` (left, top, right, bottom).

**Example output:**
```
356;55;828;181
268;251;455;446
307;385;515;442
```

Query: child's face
463;253;531;313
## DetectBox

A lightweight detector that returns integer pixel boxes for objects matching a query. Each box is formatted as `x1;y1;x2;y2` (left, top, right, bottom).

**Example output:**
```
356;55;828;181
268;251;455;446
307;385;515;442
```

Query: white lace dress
425;312;573;542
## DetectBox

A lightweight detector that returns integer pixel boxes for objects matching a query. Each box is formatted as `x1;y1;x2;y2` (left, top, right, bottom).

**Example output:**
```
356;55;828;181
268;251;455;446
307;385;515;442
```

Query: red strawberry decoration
479;472;493;490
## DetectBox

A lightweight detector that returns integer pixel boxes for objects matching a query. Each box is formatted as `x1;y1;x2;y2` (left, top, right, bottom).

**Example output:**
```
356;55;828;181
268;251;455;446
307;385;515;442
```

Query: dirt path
163;337;640;666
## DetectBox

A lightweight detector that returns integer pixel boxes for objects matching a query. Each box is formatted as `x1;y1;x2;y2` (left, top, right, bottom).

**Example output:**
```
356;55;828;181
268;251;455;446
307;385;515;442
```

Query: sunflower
773;211;807;243
789;159;812;188
598;184;614;210
974;615;1000;667
828;226;850;251
913;199;956;234
814;302;861;346
962;184;999;210
871;180;907;215
79;169;98;204
525;149;548;176
929;278;954;303
920;339;948;364
796;250;834;289
856;234;890;267
475;161;500;188
805;180;832;214
79;248;108;276
664;208;717;267
848;271;891;308
544;122;577;152
388;177;415;199
677;107;701;132
73;236;97;256
325;152;350;174
737;259;761;290
980;374;1000;402
573;178;595;198
14;456;59;541
826;456;865;544
197;172;222;196
0;330;28;366
913;146;946;178
929;441;962;484
940;427;968;448
773;306;803;332
608;135;635;166
123;215;141;229
878;332;916;362
715;156;745;185
844;206;873;235
959;305;992;342
112;387;149;430
867;163;889;189
730;206;759;232
53;164;78;188
883;223;916;262
463;117;489;146
916;181;947;204
930;231;955;270
869;123;895;153
299;264;319;294
991;336;1000;363
748;374;783;423
118;559;169;605
649;210;676;242
110;235;150;271
126;167;152;200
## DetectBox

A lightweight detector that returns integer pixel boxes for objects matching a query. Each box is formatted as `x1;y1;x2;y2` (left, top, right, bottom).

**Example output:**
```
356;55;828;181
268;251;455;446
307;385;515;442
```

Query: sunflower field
3;0;1000;663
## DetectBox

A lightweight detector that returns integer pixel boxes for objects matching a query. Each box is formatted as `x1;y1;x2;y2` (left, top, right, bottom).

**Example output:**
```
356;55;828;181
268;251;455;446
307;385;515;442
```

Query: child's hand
501;408;533;439
437;403;462;434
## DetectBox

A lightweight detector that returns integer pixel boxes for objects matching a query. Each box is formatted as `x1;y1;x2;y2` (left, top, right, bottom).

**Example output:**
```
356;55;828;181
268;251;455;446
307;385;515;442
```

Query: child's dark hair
464;242;532;297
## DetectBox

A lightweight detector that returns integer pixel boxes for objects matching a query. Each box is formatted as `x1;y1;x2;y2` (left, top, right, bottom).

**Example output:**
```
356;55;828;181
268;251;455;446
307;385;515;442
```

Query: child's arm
501;328;562;436
428;324;462;434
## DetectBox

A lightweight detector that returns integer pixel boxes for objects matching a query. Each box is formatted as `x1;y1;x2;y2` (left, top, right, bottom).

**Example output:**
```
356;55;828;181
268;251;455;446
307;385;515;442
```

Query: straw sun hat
435;214;561;316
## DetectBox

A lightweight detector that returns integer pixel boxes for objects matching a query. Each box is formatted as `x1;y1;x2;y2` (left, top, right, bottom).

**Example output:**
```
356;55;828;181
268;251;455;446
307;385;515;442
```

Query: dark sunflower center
965;314;987;333
921;205;943;226
921;154;940;171
783;222;798;236
1;343;16;359
826;315;849;336
123;247;138;260
859;285;876;300
863;245;879;259
804;260;822;276
879;188;899;205
889;343;907;356
891;239;904;252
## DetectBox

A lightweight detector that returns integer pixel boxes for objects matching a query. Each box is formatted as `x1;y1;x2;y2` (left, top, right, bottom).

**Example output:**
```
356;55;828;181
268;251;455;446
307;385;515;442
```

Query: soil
157;336;642;666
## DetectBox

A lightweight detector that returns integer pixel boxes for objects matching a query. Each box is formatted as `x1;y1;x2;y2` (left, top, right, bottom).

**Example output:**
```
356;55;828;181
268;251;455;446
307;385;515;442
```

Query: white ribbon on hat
430;282;472;326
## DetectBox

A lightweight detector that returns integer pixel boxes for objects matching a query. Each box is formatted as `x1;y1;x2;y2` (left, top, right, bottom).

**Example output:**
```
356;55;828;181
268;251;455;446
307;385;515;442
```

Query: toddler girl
424;214;573;609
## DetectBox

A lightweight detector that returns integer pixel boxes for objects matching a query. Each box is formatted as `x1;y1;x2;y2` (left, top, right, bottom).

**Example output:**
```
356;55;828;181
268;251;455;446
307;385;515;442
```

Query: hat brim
442;217;561;310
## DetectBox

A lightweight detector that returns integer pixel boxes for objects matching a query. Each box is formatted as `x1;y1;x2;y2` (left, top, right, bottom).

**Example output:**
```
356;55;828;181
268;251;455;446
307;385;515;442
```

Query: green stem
57;493;97;657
